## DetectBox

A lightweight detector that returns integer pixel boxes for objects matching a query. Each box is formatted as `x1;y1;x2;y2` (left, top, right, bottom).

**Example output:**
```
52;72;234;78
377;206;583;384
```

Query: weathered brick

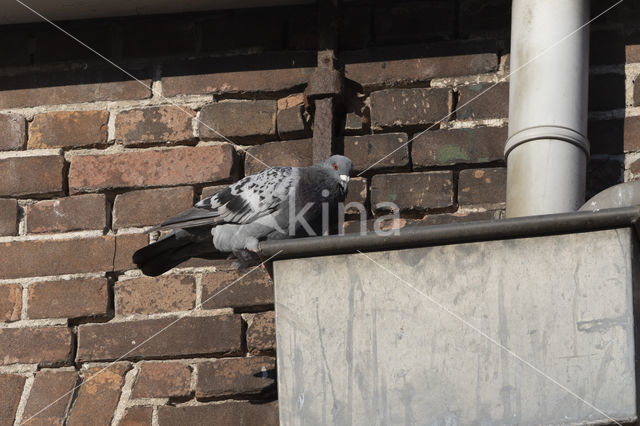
161;53;314;97
27;194;107;233
0;155;65;197
0;284;21;322
371;172;454;212
370;88;450;130
588;116;640;154
22;369;77;424
421;210;501;226
456;83;509;120
247;311;276;355
0;327;72;365
635;76;640;107
199;101;276;143
201;269;273;310
589;72;625;111
458;168;507;206
120;406;153;426
28;278;109;319
77;315;242;362
28;110;109;149
116;275;195;315
0;113;26;151
0;199;18;236
277;104;309;140
0;236;114;279
412;126;507;167
123;20;196;58
114;233;149;272
158;400;278;426
0;65;151;109
245;139;312;175
196;356;276;399
113;186;194;229
69;144;235;193
344;177;369;216
374;2;454;42
116;106;196;146
344;46;497;89
344;133;409;173
67;363;129;426
203;13;283;53
131;361;191;399
0;374;26;426
33;24;112;63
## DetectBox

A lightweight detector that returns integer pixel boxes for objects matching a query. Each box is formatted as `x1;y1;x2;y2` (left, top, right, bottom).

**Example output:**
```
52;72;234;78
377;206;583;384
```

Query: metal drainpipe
505;0;590;217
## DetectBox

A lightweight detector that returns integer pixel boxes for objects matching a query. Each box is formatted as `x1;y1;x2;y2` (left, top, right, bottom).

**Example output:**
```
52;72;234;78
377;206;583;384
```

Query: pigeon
132;155;353;276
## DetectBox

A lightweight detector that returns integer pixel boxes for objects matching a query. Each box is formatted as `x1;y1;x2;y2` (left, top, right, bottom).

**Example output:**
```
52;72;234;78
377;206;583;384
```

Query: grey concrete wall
273;228;639;425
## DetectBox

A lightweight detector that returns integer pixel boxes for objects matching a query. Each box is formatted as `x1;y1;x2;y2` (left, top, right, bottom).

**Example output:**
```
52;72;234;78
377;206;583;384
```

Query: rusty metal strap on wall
306;0;343;163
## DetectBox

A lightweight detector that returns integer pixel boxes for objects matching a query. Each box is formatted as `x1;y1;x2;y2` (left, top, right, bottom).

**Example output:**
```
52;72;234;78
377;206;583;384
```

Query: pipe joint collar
504;126;590;158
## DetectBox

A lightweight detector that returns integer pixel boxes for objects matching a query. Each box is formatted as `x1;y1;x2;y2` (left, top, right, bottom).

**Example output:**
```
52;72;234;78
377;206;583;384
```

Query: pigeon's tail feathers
146;207;224;233
133;228;219;277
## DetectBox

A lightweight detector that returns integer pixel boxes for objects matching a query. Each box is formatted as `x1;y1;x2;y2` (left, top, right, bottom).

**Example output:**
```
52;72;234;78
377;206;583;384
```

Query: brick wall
0;0;639;424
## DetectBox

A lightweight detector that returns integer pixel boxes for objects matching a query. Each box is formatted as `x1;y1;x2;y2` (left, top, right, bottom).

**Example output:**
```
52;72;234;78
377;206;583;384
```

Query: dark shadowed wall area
0;0;639;424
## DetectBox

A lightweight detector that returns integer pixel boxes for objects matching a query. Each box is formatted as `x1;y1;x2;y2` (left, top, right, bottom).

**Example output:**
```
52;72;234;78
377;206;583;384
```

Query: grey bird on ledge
133;155;353;276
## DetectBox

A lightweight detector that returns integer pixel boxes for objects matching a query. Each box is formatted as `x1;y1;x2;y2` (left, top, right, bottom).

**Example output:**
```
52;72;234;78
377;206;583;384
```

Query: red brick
69;145;236;193
344;177;369;215
0;374;26;426
0;284;21;322
158;400;278;426
344;133;409;173
27;278;109;319
67;363;130;426
114;233;149;272
22;369;77;424
0;66;151;109
412;127;507;167
245;139;312;175
456;83;509;120
0;327;72;365
370;88;451;130
115;106;196;146
116;275;195;315
113;186;194;229
0;236;114;279
196;356;276;399
343;210;501;233
277;103;309;140
76;315;242;362
0;199;18;236
0;155;65;197
27;194;107;233
0;113;26;151
201;269;273;310
346;50;496;89
28;110;109;149
247;311;276;355
199;101;277;143
131;361;191;399
161;54;314;97
459;168;507;206
371;171;454;212
120;406;153;426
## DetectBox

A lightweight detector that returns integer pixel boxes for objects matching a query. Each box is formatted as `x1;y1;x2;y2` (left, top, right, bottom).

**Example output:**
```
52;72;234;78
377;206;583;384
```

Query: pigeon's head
319;155;353;188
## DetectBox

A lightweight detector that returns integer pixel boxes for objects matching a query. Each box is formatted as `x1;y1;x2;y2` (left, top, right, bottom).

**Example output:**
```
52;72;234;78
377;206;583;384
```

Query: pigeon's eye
333;163;338;170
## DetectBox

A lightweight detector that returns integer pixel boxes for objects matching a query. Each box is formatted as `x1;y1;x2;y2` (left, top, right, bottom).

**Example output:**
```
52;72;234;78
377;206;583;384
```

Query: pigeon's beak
339;174;349;190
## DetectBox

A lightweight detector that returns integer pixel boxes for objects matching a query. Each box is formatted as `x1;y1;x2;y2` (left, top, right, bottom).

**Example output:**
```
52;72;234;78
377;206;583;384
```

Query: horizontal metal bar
258;206;640;260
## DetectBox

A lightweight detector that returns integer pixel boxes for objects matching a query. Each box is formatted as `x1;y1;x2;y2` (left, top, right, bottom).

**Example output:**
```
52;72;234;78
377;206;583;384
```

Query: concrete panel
274;228;639;425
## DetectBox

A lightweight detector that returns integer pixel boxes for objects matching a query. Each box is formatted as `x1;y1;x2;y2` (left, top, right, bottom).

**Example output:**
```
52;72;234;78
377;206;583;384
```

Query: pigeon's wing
148;167;295;232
